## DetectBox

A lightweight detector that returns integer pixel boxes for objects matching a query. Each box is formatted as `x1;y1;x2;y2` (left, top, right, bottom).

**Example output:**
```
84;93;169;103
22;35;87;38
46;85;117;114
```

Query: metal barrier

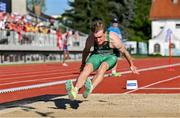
0;30;88;64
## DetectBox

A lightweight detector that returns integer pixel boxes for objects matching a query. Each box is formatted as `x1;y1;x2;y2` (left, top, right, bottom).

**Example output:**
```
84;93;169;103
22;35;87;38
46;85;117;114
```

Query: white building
149;0;180;56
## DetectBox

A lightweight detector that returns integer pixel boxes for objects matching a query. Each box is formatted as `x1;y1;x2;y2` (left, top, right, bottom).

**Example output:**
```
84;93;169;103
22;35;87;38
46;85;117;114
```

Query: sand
0;94;180;118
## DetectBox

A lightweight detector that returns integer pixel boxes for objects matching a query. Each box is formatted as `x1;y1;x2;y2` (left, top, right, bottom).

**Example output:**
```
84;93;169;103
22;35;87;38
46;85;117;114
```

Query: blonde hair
91;18;105;33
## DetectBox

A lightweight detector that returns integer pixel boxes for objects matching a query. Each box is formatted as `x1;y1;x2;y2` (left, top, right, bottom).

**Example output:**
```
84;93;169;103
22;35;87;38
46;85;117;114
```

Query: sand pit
0;94;180;117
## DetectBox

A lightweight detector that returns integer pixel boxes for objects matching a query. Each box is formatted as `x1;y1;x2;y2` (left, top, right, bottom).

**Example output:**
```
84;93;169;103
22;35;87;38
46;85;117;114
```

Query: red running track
0;57;180;103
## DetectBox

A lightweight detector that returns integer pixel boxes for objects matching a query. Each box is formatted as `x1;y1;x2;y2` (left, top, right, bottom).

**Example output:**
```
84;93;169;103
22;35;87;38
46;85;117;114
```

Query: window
170;43;175;49
160;26;164;29
176;24;180;29
154;43;160;53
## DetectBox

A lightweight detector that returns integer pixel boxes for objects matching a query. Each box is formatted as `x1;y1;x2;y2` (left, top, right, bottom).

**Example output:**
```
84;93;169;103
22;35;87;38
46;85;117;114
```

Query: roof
150;0;180;20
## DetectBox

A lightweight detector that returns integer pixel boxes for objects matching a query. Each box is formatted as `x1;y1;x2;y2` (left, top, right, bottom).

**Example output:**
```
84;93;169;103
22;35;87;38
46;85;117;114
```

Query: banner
165;29;172;42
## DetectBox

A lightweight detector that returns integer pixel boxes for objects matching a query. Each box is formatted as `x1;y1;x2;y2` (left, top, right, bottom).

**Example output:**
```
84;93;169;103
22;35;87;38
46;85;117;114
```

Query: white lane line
1;63;179;86
123;75;180;94
0;74;76;86
0;71;77;81
120;63;180;75
0;63;180;94
0;80;67;93
1;63;180;84
0;69;77;80
139;88;180;90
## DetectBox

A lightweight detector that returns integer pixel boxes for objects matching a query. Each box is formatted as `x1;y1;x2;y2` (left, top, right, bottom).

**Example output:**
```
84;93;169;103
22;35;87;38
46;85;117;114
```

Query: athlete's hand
130;65;139;74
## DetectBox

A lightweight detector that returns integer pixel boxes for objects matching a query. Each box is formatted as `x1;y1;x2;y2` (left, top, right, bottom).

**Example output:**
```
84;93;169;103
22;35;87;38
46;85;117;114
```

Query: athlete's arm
109;32;139;74
80;34;94;71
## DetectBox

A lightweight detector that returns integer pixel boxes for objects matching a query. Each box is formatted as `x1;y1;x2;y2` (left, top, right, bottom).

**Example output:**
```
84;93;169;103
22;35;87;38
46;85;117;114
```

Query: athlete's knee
83;63;93;73
96;69;106;77
97;62;109;74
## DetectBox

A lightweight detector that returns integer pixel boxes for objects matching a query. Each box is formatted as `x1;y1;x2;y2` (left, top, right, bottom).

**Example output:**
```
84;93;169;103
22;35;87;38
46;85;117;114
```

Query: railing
0;30;88;64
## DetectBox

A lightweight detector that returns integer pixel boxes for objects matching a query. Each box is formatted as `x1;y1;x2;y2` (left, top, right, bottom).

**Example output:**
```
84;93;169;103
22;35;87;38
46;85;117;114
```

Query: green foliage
108;0;135;39
148;53;162;57
62;0;151;41
63;0;111;33
129;0;151;41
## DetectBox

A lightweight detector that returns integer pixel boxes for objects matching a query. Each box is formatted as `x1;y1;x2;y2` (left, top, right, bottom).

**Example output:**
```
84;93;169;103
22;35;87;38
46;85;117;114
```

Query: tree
129;0;151;41
108;0;135;40
62;0;151;42
62;0;111;33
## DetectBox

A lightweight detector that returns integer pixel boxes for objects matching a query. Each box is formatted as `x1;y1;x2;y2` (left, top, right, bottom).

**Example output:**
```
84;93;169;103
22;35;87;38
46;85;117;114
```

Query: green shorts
86;53;117;71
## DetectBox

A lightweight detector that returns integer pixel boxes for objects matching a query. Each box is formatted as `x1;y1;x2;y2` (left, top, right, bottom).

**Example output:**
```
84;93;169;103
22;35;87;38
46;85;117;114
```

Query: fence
0;30;87;64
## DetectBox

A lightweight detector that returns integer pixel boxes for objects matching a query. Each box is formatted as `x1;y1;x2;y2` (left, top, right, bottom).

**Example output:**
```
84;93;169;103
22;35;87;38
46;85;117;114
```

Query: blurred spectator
74;30;79;40
17;23;22;41
108;17;122;39
62;30;72;66
56;28;62;49
73;30;80;46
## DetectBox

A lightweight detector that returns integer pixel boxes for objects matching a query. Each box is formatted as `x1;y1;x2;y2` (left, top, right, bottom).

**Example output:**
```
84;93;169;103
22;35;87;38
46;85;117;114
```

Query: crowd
0;12;83;66
0;12;80;47
0;12;53;34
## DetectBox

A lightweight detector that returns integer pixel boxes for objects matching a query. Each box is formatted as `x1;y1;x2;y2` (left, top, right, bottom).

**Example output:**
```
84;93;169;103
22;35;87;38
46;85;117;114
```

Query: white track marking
1;74;76;86
139;88;180;90
0;70;77;81
0;69;77;79
0;63;180;94
123;75;180;94
1;63;179;81
0;80;67;93
119;63;180;75
2;63;179;86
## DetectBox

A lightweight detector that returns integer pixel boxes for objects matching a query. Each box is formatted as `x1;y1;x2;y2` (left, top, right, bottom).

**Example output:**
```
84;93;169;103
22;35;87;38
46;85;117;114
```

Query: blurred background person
62;30;71;66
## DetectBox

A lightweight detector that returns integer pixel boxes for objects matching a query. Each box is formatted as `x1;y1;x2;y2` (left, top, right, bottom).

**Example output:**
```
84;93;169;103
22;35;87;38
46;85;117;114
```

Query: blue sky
44;0;69;16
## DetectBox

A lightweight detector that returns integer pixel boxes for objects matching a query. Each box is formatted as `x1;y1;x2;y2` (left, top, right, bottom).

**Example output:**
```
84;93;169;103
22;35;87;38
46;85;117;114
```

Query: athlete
65;18;139;100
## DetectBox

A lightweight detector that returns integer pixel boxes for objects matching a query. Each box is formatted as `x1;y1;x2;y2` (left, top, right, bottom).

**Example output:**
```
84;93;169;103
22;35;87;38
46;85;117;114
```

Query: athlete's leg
78;54;102;90
92;55;117;88
82;62;109;98
75;63;94;89
63;50;68;66
67;51;70;59
63;50;66;62
111;49;121;76
91;62;109;88
65;63;93;100
111;62;118;73
82;55;117;98
111;61;121;77
65;63;94;100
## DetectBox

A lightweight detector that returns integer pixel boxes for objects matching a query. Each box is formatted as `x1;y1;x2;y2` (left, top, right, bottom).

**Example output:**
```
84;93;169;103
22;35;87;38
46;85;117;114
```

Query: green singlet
86;32;117;71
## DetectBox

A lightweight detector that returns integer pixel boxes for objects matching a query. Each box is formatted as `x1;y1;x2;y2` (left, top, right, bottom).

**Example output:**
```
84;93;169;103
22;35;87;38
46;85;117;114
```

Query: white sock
112;70;116;73
74;87;79;93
